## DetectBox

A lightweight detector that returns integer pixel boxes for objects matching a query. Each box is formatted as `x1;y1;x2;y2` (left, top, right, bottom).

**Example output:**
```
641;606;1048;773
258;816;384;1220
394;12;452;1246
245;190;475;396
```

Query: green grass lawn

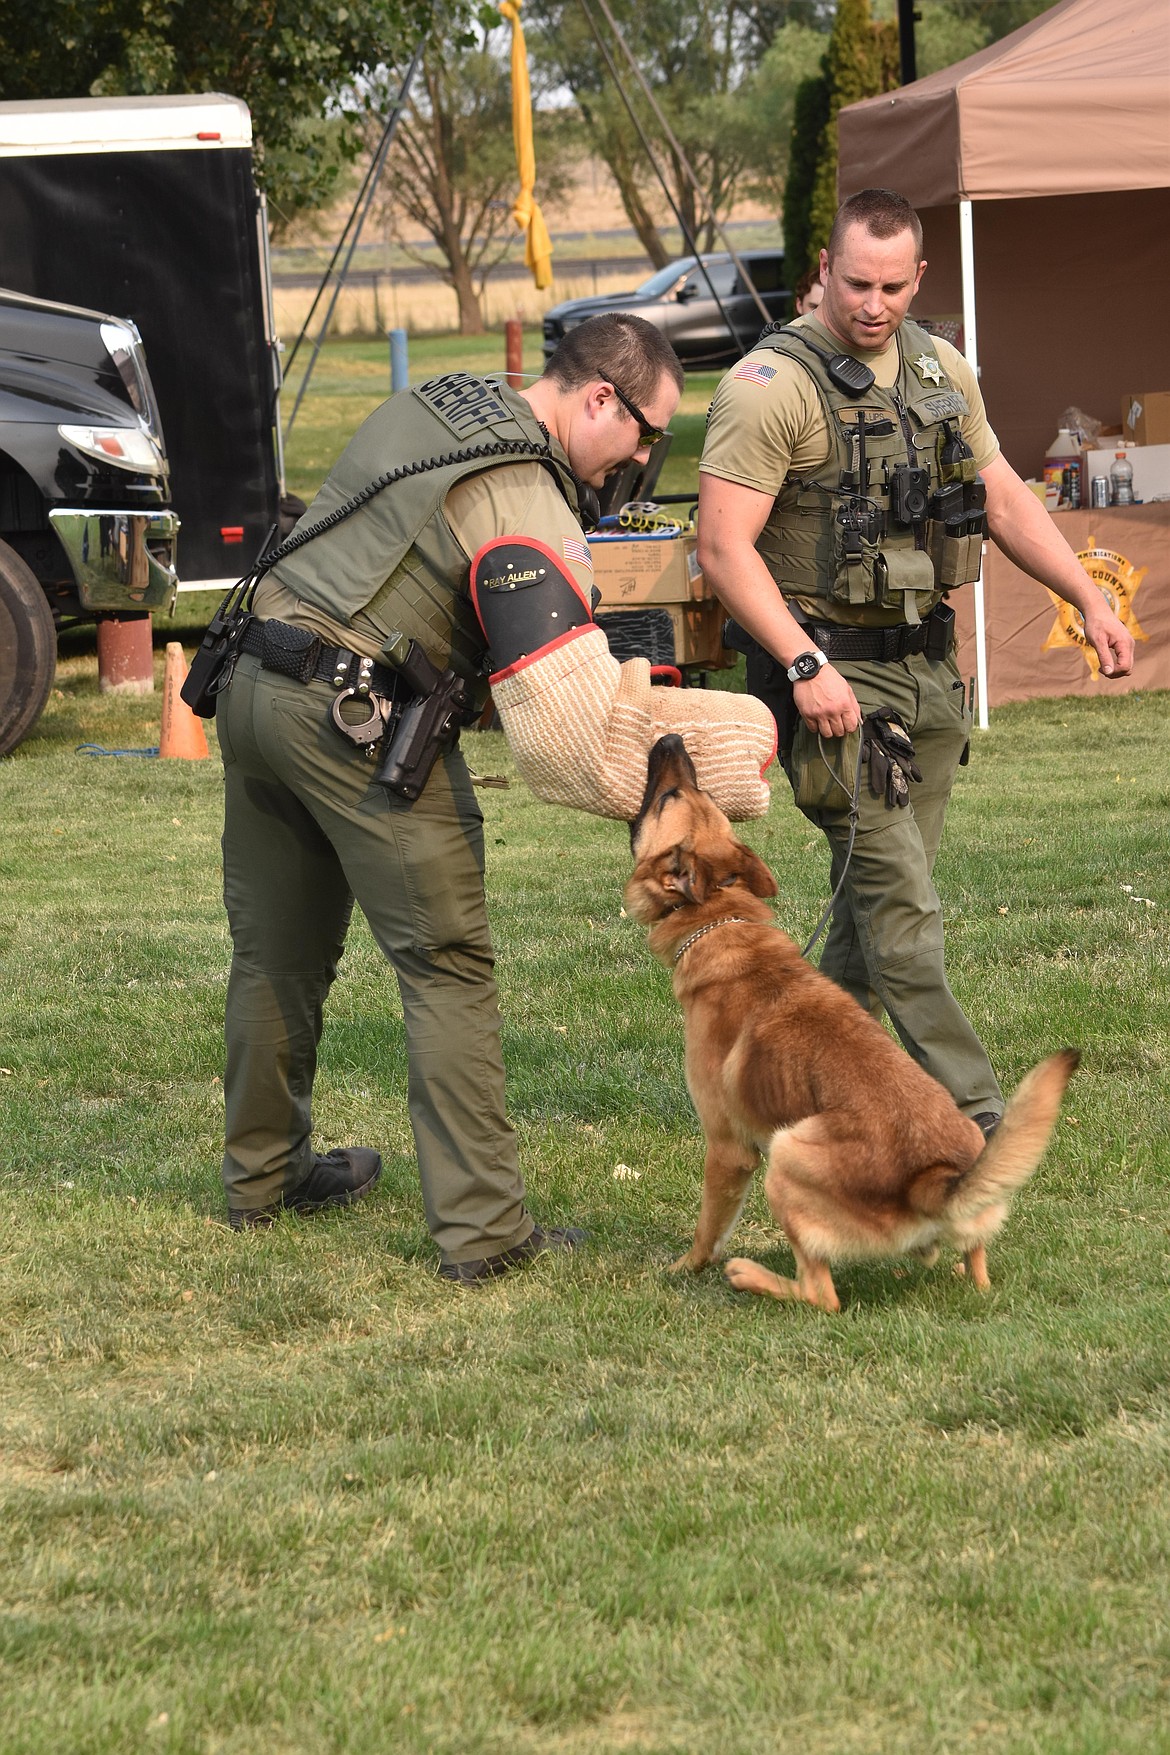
4;336;1170;1750
2;586;1168;1752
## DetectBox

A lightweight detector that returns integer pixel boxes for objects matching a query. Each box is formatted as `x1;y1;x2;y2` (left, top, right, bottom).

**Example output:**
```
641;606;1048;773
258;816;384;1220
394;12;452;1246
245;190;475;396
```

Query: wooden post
505;319;523;389
96;613;153;695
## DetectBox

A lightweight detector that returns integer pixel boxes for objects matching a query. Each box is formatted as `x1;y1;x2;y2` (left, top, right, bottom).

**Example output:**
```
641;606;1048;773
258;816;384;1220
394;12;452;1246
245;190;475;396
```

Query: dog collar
672;917;751;965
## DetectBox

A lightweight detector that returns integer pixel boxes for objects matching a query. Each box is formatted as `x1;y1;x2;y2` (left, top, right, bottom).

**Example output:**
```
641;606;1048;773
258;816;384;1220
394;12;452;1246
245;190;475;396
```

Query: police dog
625;733;1079;1312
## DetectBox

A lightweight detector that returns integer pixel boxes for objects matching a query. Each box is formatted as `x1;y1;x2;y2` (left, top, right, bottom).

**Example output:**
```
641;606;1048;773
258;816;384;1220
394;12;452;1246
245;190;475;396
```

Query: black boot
228;1148;382;1230
438;1224;586;1285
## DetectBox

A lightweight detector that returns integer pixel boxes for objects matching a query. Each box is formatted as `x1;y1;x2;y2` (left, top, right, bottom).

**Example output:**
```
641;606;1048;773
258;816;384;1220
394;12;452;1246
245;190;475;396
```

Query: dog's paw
723;1256;773;1295
667;1250;709;1274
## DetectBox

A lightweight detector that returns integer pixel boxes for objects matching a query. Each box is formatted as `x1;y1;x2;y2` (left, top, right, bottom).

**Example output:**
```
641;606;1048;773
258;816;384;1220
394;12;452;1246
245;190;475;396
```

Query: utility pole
897;0;919;85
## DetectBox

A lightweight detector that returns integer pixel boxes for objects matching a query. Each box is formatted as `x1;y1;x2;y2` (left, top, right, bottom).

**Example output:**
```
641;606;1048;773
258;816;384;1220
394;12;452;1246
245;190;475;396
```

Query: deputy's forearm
983;459;1093;608
697;534;811;666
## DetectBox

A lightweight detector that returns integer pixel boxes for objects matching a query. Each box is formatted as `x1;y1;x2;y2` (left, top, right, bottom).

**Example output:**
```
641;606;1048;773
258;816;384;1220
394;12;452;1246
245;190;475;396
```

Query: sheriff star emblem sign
1043;538;1148;675
912;353;944;385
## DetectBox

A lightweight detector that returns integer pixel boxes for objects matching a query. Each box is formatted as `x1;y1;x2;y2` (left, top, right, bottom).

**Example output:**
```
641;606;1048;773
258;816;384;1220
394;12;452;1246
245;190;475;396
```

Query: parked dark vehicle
0;93;285;755
542;250;790;370
0;287;178;756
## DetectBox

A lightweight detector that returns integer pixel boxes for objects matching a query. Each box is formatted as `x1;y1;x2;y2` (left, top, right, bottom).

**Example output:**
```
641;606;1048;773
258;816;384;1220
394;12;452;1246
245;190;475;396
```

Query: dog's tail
945;1048;1081;1222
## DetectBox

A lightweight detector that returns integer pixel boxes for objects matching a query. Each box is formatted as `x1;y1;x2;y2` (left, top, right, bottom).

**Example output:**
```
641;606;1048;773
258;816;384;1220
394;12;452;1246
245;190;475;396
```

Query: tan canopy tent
837;0;1170;719
837;0;1170;475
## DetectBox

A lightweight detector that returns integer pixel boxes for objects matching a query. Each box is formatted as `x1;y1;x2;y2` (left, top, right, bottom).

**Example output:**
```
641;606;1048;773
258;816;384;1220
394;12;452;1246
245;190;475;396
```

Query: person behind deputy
792;266;824;317
697;187;1133;1135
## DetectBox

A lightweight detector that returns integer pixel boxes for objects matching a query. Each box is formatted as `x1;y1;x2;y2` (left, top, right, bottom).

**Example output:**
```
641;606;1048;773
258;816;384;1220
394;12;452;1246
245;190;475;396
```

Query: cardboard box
588;532;735;670
588;532;705;608
1122;391;1170;448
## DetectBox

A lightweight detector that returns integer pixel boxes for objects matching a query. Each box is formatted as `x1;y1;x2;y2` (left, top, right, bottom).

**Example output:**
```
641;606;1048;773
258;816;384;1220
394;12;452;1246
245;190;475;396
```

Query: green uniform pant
215;653;534;1264
784;648;1003;1118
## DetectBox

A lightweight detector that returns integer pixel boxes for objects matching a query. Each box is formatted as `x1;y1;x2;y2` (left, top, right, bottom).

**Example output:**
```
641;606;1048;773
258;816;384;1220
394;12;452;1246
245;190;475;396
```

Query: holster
743;640;795;762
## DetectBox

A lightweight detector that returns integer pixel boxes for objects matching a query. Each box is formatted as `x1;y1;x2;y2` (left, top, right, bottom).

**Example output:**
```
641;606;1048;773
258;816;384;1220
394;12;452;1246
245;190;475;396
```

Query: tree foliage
0;0;435;230
781;71;832;281
732;20;828;217
805;0;898;259
525;0;774;269
364;22;577;334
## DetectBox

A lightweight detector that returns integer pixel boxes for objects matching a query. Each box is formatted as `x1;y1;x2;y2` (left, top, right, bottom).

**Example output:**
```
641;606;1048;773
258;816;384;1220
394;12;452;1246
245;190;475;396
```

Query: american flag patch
563;535;593;571
734;360;777;386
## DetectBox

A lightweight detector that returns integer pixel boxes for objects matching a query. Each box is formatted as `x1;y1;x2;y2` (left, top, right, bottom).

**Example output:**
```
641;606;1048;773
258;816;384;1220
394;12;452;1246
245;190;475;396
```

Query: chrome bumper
48;508;181;613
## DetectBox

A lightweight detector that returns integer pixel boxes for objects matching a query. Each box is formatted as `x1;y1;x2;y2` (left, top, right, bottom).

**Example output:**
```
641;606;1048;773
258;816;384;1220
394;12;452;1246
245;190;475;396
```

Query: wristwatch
786;648;829;683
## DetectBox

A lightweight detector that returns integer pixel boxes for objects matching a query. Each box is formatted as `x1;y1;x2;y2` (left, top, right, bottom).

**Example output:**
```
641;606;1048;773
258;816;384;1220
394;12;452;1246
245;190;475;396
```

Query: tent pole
960;197;990;730
959;199;979;377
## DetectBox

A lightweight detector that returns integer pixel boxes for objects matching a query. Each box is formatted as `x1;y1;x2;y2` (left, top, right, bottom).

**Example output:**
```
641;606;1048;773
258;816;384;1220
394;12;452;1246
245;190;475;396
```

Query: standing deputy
214;313;775;1279
698;188;1133;1130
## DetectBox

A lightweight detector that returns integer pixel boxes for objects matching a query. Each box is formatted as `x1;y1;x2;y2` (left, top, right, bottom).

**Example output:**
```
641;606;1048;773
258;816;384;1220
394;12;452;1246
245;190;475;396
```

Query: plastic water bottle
1109;451;1135;505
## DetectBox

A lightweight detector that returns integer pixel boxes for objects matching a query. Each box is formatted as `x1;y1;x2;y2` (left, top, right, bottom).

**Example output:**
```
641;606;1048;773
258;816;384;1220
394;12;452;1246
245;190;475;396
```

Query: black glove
861;706;922;808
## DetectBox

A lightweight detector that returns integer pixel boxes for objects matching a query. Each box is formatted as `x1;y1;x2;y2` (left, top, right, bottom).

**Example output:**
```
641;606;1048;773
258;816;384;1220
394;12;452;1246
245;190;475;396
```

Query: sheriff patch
919;391;969;421
416;373;513;440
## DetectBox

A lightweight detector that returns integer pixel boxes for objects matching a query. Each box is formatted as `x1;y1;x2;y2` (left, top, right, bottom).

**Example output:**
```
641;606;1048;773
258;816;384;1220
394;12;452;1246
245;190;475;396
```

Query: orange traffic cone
159;641;210;760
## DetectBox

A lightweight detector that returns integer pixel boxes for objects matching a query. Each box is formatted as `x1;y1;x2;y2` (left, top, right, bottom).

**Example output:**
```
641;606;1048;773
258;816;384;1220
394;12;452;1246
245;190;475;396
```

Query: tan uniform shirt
700;315;999;623
255;461;594;661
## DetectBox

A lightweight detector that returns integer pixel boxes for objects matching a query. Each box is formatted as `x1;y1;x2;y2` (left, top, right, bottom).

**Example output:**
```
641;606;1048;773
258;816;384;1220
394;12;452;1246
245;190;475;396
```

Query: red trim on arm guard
488;621;597;685
469;534;594;676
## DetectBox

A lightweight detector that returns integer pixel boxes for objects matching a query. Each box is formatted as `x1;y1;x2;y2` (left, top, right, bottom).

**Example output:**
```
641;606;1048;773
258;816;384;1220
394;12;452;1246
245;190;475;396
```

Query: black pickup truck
0;93;287;756
0;287;179;756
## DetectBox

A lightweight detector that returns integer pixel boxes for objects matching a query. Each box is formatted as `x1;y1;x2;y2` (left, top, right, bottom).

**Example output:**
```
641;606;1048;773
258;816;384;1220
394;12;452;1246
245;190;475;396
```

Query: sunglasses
594;370;671;447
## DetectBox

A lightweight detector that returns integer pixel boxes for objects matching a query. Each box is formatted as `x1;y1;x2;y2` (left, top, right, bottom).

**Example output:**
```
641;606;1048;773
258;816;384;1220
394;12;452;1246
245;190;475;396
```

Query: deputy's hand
793;663;862;738
1081;599;1135;677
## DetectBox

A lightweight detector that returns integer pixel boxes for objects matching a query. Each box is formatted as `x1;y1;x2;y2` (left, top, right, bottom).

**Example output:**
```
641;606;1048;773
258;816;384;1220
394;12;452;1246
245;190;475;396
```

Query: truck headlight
58;422;166;476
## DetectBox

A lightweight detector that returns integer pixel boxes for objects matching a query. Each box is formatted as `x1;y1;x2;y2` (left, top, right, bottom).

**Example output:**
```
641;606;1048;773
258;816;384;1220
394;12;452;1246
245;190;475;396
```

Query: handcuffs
328;657;395;753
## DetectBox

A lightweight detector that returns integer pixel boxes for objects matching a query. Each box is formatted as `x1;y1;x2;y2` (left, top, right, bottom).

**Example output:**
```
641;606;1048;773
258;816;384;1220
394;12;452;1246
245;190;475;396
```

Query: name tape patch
919;391;968;421
416;373;512;440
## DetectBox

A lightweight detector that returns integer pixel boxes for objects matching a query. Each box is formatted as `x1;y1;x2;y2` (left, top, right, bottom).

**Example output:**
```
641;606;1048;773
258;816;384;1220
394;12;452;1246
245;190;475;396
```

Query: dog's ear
736;844;778;898
662;847;714;906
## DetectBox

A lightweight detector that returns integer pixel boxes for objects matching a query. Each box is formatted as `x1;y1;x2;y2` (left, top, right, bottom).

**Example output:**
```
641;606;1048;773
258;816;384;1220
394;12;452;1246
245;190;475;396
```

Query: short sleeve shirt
701;314;999;496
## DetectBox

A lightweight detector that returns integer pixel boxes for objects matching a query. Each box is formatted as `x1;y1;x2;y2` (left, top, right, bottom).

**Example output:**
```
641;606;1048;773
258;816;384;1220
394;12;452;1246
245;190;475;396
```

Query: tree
782;71;831;281
364;25;577;334
526;0;768;269
734;21;828;221
871;0;997;77
806;0;899;259
0;0;435;231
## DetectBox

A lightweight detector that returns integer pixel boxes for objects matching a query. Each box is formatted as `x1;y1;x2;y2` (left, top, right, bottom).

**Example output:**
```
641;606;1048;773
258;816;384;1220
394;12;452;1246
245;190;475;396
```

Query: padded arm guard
470;536;593;673
487;624;777;821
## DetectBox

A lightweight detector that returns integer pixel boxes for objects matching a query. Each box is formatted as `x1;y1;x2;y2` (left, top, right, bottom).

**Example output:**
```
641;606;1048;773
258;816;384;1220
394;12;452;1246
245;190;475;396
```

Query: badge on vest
911;353;945;386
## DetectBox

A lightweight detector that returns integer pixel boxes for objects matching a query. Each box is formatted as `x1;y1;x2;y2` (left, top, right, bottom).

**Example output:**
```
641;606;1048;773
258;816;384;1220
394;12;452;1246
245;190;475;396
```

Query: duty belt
240;617;402;696
808;619;931;663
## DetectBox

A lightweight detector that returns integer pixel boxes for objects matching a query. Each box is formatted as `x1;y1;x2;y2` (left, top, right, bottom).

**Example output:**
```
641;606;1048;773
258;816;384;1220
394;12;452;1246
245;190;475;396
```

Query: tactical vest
272;374;584;683
755;317;987;626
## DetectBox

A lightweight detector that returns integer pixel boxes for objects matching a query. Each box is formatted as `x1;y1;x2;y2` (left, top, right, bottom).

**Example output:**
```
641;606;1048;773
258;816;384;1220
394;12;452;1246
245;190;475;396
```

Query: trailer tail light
221;527;244;543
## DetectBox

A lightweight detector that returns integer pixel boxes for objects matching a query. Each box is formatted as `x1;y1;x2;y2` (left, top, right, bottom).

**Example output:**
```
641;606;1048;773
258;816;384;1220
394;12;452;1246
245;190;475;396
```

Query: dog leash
668;736;862;967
